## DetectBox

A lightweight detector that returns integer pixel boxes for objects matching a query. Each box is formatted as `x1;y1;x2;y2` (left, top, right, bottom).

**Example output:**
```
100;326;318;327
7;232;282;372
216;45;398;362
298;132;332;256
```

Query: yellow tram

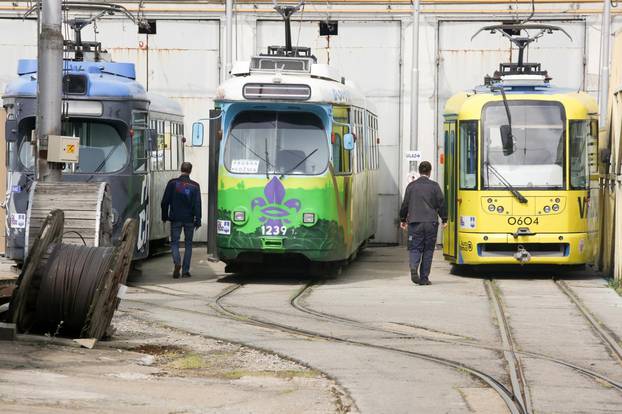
442;24;600;267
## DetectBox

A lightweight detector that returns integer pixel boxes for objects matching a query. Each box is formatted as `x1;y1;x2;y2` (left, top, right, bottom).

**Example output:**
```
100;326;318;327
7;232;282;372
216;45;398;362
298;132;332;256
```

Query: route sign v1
405;151;422;161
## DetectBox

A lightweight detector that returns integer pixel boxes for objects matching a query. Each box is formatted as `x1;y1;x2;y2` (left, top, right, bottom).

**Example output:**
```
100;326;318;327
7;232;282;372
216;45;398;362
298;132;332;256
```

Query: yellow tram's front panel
443;92;599;266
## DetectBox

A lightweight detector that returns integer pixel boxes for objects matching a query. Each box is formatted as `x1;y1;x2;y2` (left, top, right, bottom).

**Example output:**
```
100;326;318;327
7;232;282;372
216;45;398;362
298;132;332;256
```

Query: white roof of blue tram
217;59;375;113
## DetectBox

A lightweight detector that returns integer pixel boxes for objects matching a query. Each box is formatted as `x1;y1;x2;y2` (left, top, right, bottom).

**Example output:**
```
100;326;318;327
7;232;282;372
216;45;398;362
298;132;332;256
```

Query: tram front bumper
455;232;590;265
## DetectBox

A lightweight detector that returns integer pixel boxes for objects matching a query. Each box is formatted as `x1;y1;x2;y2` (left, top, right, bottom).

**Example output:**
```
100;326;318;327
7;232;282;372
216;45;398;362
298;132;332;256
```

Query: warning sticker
459;216;476;230
10;213;26;229
217;220;231;235
65;144;76;154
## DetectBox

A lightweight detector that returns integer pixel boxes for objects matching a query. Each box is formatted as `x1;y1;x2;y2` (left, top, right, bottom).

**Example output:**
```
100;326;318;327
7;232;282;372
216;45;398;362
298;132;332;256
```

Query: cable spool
32;245;115;336
8;209;138;340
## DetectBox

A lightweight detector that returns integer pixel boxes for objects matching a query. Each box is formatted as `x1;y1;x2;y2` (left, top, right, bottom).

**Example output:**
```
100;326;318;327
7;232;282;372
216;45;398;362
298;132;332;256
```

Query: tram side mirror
600;148;611;166
343;133;355;151
192;122;204;147
500;125;515;156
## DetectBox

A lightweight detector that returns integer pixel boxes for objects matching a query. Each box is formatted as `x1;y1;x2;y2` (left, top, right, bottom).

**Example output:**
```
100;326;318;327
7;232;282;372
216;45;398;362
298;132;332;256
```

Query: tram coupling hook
514;245;531;264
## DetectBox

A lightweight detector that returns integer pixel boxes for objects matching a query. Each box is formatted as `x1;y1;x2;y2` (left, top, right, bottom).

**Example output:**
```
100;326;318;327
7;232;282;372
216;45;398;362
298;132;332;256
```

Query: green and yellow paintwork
216;105;377;263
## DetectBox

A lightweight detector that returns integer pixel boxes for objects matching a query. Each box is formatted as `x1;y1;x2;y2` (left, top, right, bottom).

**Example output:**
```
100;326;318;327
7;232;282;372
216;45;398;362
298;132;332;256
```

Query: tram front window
482;102;565;189
224;111;329;176
17;119;128;173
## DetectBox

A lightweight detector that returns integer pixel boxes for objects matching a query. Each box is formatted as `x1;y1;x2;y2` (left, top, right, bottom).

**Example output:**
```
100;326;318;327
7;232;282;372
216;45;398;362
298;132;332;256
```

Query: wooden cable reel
8;209;137;340
26;181;113;256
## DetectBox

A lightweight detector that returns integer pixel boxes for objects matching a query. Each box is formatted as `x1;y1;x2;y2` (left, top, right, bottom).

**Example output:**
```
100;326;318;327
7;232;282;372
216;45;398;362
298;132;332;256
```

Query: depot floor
1;246;622;413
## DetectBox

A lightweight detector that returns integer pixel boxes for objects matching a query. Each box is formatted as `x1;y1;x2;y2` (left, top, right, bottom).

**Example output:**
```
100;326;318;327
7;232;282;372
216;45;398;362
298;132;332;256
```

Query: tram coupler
512;227;535;239
513;245;532;264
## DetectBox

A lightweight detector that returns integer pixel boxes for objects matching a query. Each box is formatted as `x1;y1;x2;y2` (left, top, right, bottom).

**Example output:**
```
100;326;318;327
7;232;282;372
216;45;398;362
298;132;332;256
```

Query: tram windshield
224;111;329;176
17;118;129;174
482;102;565;189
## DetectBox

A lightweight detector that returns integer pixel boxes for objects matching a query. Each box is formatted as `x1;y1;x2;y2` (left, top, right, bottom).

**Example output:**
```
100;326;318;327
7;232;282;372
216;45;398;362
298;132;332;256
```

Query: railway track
484;280;533;414
211;282;526;414
554;279;622;366
127;278;622;413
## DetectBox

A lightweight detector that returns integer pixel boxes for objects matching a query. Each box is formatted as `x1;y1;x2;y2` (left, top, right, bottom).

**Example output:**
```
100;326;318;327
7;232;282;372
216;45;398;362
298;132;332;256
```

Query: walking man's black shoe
173;264;181;279
410;270;420;285
182;272;192;278
420;279;431;286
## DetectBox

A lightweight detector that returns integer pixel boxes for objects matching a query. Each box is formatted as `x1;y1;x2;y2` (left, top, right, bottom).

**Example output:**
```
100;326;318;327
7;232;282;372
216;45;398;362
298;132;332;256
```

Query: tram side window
332;133;342;172
170;123;179;170
459;121;478;189
157;120;166;171
569;120;590;189
132;112;148;172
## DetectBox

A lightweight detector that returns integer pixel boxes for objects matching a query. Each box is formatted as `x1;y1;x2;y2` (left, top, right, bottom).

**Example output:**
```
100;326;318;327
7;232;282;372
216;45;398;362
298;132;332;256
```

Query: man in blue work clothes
399;161;447;285
161;162;202;279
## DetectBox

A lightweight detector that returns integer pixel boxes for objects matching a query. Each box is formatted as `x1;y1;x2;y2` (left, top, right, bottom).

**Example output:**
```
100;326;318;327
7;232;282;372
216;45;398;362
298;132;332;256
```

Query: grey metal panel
257;20;401;243
0;19;37;103
86;19;221;137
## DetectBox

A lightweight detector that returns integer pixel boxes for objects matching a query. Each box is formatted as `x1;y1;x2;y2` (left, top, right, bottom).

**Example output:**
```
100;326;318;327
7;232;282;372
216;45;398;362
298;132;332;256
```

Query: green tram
200;47;379;272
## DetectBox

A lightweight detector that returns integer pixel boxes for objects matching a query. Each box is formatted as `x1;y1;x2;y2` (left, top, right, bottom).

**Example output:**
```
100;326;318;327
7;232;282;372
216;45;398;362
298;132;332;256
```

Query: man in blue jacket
161;162;202;278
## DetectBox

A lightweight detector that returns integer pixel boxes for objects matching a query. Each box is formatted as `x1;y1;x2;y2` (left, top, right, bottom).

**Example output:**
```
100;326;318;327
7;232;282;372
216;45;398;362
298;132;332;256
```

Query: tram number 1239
507;217;539;226
261;225;287;236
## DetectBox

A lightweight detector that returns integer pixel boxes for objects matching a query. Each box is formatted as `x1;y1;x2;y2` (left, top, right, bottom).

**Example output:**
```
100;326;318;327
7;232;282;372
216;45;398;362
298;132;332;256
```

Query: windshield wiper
279;148;318;179
265;138;270;179
485;161;528;204
86;144;121;181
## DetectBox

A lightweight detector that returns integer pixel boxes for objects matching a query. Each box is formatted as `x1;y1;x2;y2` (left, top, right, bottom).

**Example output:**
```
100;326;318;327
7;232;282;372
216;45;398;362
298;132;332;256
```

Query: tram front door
442;121;457;259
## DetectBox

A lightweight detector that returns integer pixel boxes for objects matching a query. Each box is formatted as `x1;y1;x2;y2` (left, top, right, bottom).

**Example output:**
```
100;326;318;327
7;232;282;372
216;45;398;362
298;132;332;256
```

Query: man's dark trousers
408;222;438;282
171;222;195;274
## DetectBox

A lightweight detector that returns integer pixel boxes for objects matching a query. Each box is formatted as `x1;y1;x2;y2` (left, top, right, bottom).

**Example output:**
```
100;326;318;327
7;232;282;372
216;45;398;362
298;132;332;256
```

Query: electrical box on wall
47;135;80;163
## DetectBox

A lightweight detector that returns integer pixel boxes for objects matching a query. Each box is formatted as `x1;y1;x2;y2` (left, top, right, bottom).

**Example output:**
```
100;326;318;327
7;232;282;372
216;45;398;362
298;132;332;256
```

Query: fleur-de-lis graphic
251;177;301;228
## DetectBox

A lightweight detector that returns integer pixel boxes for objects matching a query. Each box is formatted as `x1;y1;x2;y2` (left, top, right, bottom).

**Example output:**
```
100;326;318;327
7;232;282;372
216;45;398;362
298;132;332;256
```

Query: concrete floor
123;246;622;413
2;245;622;413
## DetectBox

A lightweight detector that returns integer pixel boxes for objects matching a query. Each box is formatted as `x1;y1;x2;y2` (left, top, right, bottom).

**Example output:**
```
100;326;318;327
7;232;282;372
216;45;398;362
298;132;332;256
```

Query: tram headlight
552;204;559;212
303;212;316;224
488;204;496;212
233;210;246;222
543;206;551;213
497;206;504;214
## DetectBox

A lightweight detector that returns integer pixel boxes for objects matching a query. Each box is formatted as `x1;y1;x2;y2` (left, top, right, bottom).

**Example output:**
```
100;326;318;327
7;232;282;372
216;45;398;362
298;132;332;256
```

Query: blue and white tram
2;58;184;260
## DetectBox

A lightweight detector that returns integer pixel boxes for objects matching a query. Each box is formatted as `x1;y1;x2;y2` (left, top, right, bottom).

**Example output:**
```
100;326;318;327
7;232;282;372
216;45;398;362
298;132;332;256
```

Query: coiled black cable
32;244;115;337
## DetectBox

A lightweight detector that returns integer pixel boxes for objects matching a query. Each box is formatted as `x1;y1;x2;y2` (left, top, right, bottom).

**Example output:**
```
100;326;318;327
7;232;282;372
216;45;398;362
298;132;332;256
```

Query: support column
410;0;421;172
37;0;64;182
599;0;611;125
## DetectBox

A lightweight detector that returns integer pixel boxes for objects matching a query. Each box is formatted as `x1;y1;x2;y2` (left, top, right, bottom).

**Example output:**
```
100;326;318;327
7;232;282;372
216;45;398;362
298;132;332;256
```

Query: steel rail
555;279;622;367
485;280;533;414
290;280;622;392
211;282;525;414
128;280;622;393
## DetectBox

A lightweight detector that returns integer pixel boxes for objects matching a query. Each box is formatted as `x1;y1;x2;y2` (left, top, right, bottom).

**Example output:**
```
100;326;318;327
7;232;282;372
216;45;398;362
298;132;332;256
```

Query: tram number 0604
261;225;287;236
507;217;539;226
